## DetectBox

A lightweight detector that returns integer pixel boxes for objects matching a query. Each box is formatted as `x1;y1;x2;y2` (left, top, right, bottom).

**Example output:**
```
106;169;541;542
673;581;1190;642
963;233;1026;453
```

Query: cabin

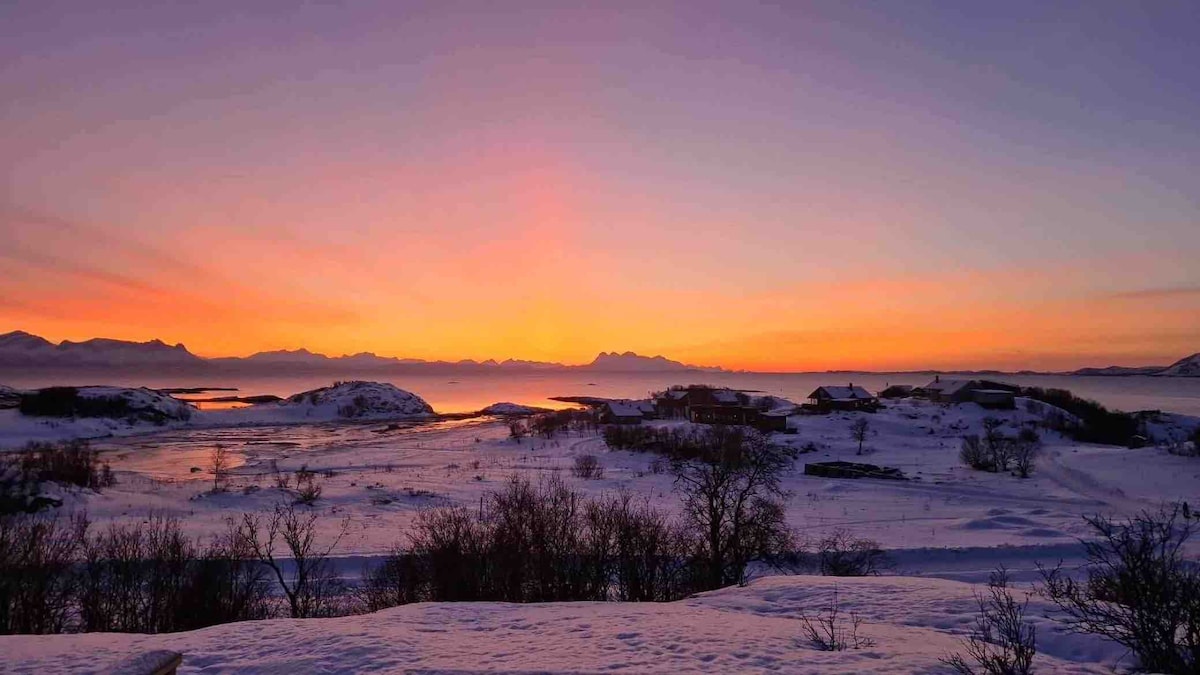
878;384;913;399
806;384;878;412
757;409;791;432
971;389;1017;409
653;386;743;419
688;404;759;425
653;389;691;419
921;377;1018;408
600;401;644;425
921;377;977;403
633;400;657;419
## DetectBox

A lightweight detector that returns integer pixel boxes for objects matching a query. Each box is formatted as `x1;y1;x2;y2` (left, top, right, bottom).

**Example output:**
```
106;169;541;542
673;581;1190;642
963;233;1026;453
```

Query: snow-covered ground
2;389;1198;673
8;395;1194;573
0;575;1126;674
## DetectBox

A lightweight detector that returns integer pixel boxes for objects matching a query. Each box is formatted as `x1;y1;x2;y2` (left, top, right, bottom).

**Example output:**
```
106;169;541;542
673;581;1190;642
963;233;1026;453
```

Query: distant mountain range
0;331;723;374
1;330;1195;377
1067;353;1200;377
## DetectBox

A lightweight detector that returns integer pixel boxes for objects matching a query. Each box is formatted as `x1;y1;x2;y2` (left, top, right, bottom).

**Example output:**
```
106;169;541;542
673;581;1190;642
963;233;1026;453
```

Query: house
969;389;1017;409
689;404;759;425
878;384;913;399
806;384;878;411
653;386;743;419
920;377;977;403
653;389;691;419
757;409;791;432
600;401;644;424
633;400;657;419
920;377;1018;408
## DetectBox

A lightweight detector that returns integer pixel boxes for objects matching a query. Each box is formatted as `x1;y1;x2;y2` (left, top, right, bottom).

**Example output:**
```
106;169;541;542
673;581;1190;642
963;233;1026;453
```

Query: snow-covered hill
0;576;1123;674
1158;352;1200;377
0;382;434;447
281;381;434;418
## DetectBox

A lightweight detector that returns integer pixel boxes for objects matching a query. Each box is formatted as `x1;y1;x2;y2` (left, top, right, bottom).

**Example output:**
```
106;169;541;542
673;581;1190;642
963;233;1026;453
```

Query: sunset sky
2;1;1198;371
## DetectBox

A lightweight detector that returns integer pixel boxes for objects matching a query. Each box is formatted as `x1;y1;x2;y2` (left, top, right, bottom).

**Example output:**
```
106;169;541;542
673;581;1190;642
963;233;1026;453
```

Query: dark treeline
1020;387;1141;446
0;426;802;635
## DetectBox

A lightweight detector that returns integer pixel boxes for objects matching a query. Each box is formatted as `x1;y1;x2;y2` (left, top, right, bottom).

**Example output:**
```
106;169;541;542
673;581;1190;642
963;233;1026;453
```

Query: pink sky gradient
2;2;1197;370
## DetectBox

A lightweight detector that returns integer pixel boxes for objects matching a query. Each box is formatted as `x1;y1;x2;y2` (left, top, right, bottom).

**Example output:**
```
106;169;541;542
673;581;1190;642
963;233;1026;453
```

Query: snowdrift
0;576;1122;674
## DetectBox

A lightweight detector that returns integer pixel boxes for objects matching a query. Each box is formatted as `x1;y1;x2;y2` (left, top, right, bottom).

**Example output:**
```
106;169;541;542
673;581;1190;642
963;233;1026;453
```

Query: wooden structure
600;401;644;424
804;461;906;480
921;377;1019;407
806;385;878;411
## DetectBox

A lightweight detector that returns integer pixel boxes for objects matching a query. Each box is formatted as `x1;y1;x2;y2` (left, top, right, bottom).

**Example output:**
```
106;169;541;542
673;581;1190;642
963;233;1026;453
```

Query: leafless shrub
571;454;604;480
1039;504;1200;674
649;456;668;475
1011;430;1041;479
816;529;889;576
508;420;528;443
234;503;349;618
798;587;874;651
270;460;291;490
961;434;993;471
79;515;196;633
294;465;322;505
942;568;1036;675
0;512;88;634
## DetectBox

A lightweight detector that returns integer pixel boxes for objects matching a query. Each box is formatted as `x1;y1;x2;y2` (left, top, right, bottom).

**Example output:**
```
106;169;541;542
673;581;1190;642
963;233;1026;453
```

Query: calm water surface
5;371;1200;416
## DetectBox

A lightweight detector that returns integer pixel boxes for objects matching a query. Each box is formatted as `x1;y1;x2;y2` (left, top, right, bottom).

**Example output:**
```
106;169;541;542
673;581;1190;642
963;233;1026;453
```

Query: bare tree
942;568;1036;675
234;503;349;618
572;454;604;480
508;420;527;444
671;426;796;590
850;418;870;455
0;513;88;634
209;444;230;493
1040;504;1200;674
816;529;889;576
1010;429;1041;479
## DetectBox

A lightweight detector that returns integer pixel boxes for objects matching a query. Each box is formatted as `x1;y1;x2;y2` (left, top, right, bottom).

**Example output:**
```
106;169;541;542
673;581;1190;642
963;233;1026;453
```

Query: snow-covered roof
809;386;874;400
922;379;975;396
634;400;656;413
712;389;740;404
605;402;644;417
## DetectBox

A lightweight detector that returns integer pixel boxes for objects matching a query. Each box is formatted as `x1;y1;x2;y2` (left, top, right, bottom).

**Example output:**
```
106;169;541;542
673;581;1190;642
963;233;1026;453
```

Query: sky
1;1;1198;372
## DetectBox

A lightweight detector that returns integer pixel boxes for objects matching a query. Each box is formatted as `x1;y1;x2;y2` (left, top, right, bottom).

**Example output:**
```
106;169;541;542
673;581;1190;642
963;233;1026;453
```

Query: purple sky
1;1;1197;369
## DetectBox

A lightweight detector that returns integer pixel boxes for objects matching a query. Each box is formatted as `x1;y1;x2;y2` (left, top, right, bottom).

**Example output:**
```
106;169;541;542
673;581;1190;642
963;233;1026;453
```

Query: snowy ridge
0;576;1123;673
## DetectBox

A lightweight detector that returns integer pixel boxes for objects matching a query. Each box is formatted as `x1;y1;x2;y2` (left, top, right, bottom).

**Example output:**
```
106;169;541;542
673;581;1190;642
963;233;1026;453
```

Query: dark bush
1021;387;1139;446
571;454;604;480
943;568;1036;675
234;503;349;619
816;529;889;576
363;476;700;607
672;426;797;589
17;440;114;490
1040;504;1199;674
0;513;88;634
